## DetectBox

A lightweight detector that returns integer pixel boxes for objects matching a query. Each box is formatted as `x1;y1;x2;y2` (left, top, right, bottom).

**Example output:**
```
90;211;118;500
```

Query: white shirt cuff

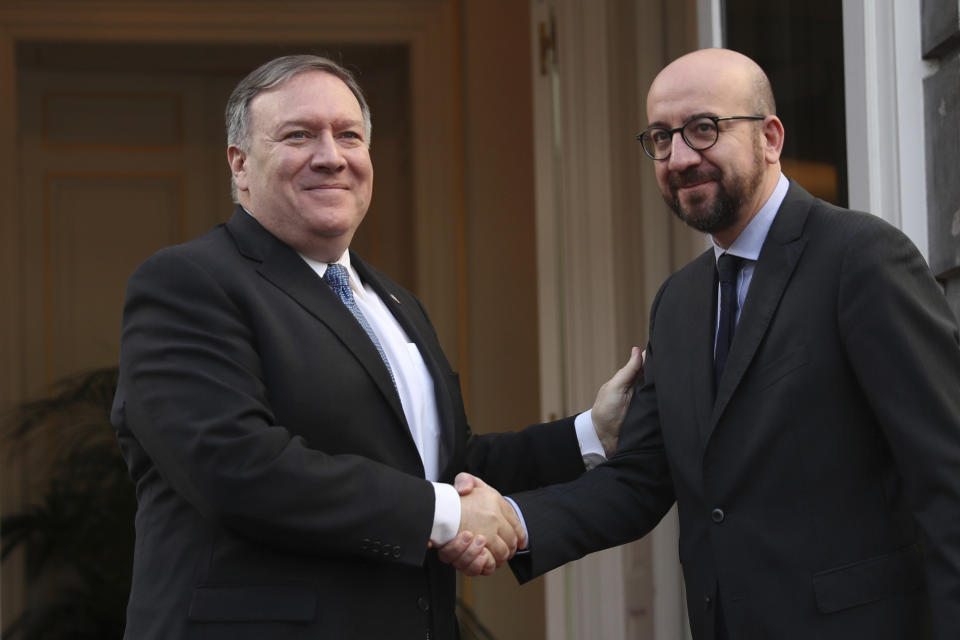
430;481;461;546
575;409;608;470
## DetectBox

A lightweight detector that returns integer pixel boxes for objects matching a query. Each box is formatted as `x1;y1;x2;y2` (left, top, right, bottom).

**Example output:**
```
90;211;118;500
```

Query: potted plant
2;368;134;639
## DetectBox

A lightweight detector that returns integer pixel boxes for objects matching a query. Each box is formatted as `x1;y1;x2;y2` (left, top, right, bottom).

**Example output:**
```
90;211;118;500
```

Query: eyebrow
275;117;365;132
645;112;719;129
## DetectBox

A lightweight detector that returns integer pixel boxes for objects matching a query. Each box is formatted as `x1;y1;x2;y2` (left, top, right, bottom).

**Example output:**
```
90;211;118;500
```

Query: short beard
663;142;765;235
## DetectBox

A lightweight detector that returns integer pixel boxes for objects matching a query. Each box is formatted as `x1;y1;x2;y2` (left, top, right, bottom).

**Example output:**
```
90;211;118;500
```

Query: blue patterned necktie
714;253;745;385
323;264;396;388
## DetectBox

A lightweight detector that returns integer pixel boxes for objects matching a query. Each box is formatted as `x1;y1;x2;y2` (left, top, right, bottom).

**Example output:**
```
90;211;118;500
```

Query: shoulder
661;248;715;292
768;183;920;271
785;181;905;246
804;202;924;278
127;224;238;295
141;222;235;266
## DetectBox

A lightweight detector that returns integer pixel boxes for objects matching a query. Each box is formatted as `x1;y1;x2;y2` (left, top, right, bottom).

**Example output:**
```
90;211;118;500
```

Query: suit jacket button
417;596;430;611
393;547;401;559
711;508;725;523
704;595;713;607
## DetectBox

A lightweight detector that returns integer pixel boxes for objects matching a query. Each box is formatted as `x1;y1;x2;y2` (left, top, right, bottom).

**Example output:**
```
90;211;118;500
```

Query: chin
301;210;361;232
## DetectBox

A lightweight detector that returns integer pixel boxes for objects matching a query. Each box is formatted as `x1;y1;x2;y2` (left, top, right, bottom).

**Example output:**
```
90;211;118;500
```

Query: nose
666;130;701;172
310;130;346;172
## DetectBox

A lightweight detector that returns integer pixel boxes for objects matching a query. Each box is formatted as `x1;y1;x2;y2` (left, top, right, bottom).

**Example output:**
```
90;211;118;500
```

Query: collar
298;251;364;296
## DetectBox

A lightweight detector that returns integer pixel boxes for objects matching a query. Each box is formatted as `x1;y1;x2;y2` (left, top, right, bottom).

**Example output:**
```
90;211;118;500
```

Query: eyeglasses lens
683;118;719;150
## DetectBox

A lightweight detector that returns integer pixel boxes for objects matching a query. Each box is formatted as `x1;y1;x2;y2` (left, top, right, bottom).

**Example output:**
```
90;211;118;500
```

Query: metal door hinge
539;14;557;76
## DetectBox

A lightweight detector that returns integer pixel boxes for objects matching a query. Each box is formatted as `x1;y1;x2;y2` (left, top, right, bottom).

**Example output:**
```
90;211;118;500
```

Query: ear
227;145;249;192
761;116;785;164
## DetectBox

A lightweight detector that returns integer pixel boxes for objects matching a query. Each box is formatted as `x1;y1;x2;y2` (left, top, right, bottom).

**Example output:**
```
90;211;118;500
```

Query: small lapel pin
389;293;401;305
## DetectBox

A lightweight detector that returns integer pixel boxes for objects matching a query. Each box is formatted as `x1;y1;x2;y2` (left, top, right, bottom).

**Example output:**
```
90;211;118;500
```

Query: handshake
431;347;646;576
432;346;645;578
434;472;524;577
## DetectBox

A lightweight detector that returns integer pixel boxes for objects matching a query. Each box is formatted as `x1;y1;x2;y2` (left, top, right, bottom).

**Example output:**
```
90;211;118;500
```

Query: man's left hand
592;347;645;457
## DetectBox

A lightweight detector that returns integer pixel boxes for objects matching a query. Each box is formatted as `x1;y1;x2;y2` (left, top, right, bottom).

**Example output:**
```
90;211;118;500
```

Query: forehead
249;70;362;127
646;63;749;126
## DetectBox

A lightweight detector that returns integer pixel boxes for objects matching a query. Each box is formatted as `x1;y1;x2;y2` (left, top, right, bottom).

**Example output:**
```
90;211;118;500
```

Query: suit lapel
708;183;811;431
225;209;408;428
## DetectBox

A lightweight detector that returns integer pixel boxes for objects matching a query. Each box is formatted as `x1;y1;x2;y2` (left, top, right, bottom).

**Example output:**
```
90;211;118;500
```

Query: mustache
669;167;722;189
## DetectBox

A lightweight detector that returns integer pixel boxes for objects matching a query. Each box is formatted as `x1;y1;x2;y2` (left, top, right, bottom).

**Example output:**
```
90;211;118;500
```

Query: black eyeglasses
636;115;766;160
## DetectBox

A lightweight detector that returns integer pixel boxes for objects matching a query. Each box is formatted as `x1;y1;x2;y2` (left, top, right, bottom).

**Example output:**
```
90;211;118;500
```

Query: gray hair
225;54;373;202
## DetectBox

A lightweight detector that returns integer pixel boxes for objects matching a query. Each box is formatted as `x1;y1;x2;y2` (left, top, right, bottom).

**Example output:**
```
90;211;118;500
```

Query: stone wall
922;0;960;322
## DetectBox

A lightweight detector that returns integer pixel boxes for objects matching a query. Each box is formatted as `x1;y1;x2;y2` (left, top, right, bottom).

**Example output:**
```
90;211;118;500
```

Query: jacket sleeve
837;216;960;639
462;417;585;495
507;282;677;582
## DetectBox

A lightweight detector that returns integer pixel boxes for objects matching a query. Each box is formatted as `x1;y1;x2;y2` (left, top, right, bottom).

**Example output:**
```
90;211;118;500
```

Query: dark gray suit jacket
112;207;585;639
511;183;960;640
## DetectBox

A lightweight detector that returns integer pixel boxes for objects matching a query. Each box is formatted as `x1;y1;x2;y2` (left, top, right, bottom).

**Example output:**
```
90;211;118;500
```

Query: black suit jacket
112;207;585;639
511;183;960;640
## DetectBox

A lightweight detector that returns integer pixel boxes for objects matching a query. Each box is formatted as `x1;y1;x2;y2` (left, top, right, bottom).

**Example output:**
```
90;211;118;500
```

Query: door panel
19;69;234;394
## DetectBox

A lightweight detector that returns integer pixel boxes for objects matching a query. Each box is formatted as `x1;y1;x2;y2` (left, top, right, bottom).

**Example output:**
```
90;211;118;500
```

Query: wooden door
18;65;235;396
16;44;413;398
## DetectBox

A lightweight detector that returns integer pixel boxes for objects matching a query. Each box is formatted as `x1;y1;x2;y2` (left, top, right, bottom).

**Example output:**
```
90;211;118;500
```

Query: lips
677;180;713;191
303;184;349;190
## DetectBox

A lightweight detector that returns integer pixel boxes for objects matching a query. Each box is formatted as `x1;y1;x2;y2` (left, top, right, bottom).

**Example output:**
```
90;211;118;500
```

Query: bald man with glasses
448;48;960;640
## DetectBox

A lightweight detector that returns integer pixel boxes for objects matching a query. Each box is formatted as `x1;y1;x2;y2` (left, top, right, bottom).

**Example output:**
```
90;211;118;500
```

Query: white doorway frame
842;0;931;257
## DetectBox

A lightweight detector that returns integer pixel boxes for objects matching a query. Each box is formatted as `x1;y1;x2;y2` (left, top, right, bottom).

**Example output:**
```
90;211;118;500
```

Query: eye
283;130;310;141
688;119;716;137
338;130;364;143
650;129;671;144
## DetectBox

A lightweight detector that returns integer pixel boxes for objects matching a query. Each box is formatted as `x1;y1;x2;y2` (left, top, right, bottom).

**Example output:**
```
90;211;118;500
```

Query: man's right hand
441;472;524;573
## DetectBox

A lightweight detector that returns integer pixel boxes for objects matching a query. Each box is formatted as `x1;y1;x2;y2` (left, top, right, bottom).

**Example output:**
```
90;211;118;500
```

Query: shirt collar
298;249;366;300
713;172;789;262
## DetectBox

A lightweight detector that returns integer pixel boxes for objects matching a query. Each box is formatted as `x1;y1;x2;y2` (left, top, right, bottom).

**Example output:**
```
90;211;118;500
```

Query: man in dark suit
111;55;642;639
449;48;960;639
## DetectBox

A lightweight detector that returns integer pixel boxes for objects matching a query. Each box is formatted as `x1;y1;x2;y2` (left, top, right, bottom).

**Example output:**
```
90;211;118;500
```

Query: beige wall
460;2;545;638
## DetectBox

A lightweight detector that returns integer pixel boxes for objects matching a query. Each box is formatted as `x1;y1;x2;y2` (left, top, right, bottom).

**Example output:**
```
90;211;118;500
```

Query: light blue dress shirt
713;173;790;345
